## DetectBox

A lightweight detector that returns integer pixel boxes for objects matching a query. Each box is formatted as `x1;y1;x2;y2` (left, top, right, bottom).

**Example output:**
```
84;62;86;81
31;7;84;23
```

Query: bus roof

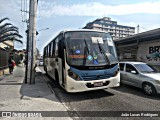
60;29;109;34
44;29;110;49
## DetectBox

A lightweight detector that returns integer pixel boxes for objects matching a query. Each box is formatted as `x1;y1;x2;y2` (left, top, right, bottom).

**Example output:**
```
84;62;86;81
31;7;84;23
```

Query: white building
83;17;135;40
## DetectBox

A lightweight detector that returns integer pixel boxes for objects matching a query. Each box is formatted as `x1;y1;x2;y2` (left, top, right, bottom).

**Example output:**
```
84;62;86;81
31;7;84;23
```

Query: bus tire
55;70;60;85
44;65;48;75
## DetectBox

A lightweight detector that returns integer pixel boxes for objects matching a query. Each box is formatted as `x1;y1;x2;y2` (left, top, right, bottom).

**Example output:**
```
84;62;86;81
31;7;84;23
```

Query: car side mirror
131;70;136;74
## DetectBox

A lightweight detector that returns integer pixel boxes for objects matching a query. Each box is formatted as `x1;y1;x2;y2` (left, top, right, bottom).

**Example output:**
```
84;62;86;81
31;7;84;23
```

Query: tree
0;17;23;44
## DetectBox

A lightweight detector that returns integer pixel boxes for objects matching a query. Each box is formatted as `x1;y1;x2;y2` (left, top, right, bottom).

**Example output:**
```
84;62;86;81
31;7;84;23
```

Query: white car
119;61;160;95
39;60;43;66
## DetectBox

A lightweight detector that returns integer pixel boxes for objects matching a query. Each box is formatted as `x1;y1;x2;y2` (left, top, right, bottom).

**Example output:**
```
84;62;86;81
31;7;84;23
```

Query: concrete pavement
0;65;73;120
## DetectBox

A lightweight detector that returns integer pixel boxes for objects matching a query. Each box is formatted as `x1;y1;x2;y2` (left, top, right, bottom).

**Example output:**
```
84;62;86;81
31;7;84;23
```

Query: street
39;66;160;120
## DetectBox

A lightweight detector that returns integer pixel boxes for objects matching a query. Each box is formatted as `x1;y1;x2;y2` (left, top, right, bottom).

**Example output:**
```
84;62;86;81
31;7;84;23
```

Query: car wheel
142;83;157;95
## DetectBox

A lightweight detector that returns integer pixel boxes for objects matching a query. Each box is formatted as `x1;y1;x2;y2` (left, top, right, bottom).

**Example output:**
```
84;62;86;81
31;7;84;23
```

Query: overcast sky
0;0;160;54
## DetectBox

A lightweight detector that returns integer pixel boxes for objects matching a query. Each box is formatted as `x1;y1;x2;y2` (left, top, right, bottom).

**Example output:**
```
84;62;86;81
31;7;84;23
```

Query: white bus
43;29;120;92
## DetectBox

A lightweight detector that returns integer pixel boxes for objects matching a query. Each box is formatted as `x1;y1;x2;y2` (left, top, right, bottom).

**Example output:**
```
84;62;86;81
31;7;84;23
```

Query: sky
0;0;160;55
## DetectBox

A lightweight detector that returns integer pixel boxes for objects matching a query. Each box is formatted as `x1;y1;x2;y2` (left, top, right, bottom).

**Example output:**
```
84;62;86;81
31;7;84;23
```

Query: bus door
55;37;65;86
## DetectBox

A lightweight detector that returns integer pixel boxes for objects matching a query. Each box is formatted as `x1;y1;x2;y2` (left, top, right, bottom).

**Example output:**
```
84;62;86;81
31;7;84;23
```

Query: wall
137;40;160;70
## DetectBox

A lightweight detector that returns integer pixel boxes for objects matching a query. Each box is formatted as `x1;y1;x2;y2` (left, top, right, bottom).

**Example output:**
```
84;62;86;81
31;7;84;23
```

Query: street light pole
25;25;29;84
36;28;49;35
137;25;140;34
38;28;49;32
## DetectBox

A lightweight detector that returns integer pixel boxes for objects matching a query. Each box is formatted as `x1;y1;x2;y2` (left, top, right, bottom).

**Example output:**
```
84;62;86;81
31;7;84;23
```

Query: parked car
119;61;160;95
39;59;43;66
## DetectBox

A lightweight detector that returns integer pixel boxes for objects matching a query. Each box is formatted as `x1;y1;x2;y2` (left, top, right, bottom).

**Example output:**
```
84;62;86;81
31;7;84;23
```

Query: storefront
114;28;160;70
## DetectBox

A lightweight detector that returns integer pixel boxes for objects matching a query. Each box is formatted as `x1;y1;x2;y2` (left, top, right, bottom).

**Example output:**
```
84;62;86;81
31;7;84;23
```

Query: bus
43;29;120;92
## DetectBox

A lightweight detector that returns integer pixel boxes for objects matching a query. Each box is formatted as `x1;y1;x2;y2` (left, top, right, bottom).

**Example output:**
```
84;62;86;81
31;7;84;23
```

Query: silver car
119;61;160;95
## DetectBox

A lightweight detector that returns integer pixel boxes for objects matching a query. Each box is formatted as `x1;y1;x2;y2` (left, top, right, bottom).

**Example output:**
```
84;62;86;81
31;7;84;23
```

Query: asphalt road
39;66;160;120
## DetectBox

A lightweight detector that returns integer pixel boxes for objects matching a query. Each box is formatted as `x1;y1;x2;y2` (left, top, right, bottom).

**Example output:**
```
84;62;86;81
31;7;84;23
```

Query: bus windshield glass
65;31;118;66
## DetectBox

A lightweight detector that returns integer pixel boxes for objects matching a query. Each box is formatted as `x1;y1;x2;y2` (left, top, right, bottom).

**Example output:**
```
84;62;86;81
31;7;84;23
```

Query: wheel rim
144;85;152;94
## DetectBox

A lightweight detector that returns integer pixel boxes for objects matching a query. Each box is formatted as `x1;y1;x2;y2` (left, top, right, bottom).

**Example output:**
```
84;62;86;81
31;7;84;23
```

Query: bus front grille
82;74;111;81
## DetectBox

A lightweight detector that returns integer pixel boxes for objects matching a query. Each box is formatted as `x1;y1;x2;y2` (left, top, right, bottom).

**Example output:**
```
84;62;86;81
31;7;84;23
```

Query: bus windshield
65;31;118;66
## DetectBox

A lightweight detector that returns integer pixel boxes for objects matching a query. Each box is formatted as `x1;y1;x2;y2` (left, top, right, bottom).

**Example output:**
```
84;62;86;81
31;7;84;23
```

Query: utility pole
21;13;29;84
137;25;140;34
26;0;37;84
25;23;29;84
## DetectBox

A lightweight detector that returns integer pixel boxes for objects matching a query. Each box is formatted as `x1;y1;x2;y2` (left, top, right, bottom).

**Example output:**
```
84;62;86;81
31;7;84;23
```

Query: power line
140;26;149;30
24;0;29;21
137;25;150;33
37;0;41;18
24;0;26;21
21;0;24;22
21;0;29;24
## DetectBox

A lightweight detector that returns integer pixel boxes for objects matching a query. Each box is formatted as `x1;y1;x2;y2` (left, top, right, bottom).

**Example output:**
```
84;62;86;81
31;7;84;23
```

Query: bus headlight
113;69;119;77
68;70;80;81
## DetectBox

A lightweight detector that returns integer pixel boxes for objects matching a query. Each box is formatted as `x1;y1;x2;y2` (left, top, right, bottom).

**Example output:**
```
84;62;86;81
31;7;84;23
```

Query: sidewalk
0;65;73;120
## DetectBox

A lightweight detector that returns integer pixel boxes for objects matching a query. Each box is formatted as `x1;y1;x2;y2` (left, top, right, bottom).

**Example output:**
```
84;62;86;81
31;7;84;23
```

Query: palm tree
0;17;23;44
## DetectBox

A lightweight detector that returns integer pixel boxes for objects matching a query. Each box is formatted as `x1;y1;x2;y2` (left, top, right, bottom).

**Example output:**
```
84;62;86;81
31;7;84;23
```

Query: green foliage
0;17;23;44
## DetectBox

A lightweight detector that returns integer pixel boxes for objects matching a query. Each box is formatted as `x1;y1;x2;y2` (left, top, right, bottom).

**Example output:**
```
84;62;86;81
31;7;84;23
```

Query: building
83;17;135;40
0;41;14;71
0;41;14;51
0;40;22;76
114;28;160;70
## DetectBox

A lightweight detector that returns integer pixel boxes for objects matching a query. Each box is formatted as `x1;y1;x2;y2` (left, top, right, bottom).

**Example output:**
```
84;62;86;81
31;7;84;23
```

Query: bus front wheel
44;65;48;75
55;70;60;85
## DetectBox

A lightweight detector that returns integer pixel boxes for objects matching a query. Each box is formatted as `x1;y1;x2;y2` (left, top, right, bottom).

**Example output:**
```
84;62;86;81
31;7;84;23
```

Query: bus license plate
94;82;103;87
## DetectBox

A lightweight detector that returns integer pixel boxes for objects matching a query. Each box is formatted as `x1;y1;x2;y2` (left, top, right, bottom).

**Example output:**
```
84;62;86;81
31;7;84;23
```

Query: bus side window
52;40;55;57
48;46;50;57
49;43;51;57
46;46;48;57
55;38;59;57
43;48;45;57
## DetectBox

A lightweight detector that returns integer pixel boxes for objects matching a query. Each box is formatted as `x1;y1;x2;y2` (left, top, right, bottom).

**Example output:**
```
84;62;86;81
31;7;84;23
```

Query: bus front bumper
65;73;120;93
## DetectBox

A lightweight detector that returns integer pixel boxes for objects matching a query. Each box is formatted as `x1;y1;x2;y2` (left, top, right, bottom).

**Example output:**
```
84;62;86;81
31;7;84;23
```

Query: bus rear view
43;29;120;92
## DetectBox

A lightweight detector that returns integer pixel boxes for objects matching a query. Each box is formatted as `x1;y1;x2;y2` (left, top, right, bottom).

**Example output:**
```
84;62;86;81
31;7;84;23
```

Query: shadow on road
44;74;115;102
113;83;160;100
19;72;61;103
64;90;114;102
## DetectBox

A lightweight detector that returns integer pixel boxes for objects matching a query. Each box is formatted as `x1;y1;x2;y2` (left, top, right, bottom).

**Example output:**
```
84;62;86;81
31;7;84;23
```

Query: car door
119;63;126;82
123;64;140;87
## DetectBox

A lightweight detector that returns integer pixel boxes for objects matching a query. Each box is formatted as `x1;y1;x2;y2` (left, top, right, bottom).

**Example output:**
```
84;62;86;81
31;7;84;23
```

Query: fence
0;48;21;70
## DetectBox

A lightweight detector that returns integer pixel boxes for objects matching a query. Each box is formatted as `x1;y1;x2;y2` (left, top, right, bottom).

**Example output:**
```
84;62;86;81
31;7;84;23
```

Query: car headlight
68;69;80;81
155;80;160;84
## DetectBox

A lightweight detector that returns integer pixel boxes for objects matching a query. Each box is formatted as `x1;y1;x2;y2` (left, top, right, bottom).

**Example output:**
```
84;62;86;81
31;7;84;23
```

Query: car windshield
65;31;118;66
134;64;158;73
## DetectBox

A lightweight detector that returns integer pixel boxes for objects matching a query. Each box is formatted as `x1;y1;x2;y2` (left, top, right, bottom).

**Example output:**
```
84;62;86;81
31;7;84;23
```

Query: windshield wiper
97;40;110;65
83;39;89;66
